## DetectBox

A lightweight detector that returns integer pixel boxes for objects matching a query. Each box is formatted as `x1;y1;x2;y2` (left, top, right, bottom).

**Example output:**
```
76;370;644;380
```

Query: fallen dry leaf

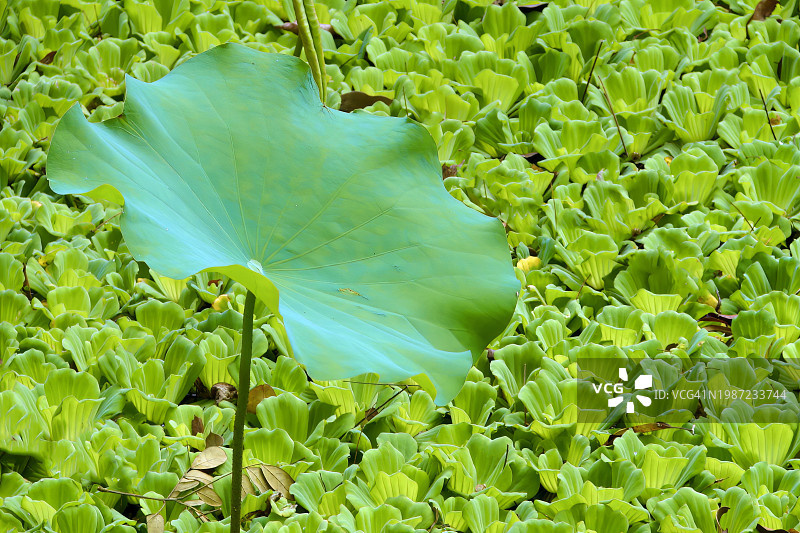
247;384;276;414
247;465;269;493
191;446;227;470
210;382;237;404
605;422;691;446
183;469;215;484
146;514;164;533
242;473;255;497
261;464;295;499
205;432;223;448
172;479;200;493
197;486;222;507
750;0;779;21
339;91;393;113
182;499;204;507
746;0;779;38
191;415;204;436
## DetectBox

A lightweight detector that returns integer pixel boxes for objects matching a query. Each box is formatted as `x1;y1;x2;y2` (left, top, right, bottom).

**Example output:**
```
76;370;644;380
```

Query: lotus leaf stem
303;0;327;98
229;289;256;533
292;0;325;102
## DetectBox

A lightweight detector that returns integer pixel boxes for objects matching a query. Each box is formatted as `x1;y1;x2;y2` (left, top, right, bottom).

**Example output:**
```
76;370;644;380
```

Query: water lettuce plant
4;0;800;531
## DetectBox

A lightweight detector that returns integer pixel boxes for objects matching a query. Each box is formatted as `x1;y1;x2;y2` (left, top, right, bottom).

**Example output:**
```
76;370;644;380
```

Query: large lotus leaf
46;43;516;404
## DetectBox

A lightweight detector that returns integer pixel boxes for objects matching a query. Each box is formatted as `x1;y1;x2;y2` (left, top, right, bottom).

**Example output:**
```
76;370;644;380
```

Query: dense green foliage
1;0;800;532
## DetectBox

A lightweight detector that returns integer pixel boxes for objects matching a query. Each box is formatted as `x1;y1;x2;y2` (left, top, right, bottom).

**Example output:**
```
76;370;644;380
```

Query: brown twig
348;385;410;465
91;209;122;234
576;276;589;297
580;40;604;104
97;486;180;502
759;89;777;141
342;380;421;387
732;203;756;232
96;470;233;504
596;75;629;159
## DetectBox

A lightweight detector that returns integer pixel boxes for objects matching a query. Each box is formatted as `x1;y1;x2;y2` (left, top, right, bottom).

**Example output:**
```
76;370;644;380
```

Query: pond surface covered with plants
2;0;800;532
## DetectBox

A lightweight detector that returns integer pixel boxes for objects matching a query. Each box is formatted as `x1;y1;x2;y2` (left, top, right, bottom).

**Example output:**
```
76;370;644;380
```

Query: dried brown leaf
518;2;547;11
197;486;222;507
191;415;204;436
205;432;223;448
242;473;255;497
40;51;56;65
750;0;778;21
247;465;269;493
183;470;215;483
442;164;459;180
146;514;164;533
247;384;276;414
211;382;237;404
261;464;295;499
191;446;227;470
339;91;393;113
182;499;204;507
173;479;200;492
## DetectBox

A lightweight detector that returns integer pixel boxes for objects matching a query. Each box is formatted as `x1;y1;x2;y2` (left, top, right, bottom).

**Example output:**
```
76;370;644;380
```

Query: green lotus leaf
47;43;516;404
